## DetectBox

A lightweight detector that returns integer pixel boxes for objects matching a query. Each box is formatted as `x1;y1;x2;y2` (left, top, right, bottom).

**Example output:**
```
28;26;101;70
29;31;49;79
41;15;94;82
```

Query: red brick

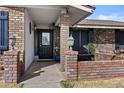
0;7;25;83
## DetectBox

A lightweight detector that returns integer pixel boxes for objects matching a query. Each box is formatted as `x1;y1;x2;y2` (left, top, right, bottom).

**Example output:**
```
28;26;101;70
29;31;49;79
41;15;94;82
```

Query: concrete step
37;59;54;62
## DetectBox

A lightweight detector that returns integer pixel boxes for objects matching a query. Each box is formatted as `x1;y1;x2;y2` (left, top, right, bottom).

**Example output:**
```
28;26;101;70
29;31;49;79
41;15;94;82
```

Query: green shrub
87;43;95;55
61;80;75;88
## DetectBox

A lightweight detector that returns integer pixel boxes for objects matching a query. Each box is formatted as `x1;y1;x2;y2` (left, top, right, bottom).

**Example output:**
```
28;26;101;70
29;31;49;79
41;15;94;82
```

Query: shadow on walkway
20;62;57;82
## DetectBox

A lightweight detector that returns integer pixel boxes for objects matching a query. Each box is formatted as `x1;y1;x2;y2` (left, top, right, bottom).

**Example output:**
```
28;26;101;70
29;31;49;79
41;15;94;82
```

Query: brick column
0;55;4;80
3;51;20;83
65;51;78;80
60;14;70;71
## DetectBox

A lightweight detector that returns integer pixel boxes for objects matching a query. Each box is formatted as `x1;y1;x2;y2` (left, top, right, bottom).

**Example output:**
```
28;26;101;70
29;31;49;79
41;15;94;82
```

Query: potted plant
54;46;60;62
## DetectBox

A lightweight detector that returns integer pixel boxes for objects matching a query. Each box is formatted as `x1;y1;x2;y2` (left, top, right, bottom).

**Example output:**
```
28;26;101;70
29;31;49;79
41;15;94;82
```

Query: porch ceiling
20;5;94;28
26;5;64;28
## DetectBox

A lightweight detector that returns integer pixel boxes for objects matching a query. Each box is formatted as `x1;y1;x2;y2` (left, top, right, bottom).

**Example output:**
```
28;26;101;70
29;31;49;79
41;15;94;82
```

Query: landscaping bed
61;77;124;88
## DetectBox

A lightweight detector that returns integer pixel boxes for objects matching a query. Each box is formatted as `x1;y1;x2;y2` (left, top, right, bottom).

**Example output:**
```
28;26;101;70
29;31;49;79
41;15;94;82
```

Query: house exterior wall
0;7;25;83
68;28;116;61
53;26;60;57
94;29;115;60
3;7;25;52
24;9;34;71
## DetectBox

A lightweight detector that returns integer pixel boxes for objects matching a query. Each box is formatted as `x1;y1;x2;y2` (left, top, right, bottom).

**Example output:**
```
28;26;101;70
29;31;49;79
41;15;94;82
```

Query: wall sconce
49;23;55;30
10;34;16;51
68;34;74;51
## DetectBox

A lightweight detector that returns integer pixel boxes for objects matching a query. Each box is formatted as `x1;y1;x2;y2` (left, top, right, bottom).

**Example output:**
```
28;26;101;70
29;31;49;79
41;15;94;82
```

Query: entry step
37;59;54;62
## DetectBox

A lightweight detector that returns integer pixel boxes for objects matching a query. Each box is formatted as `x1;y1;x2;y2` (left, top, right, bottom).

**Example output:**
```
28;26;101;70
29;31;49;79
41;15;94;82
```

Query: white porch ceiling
26;5;64;28
16;5;95;28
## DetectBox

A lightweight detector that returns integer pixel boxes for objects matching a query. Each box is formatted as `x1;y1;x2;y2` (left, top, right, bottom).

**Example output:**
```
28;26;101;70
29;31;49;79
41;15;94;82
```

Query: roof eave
70;5;94;26
73;25;124;29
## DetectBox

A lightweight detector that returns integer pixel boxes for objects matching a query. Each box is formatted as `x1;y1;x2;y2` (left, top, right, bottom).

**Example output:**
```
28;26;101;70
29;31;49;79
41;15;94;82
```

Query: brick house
1;5;124;84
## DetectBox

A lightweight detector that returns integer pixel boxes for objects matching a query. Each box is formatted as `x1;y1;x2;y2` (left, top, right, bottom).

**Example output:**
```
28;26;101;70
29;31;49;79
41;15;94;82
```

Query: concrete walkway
20;62;64;88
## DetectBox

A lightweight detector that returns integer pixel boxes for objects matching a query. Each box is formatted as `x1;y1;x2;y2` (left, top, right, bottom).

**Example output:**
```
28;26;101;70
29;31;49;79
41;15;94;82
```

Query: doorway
38;29;53;59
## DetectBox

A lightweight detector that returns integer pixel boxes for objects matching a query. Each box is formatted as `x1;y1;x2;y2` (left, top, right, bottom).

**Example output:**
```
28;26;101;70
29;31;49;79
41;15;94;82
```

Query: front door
38;30;53;59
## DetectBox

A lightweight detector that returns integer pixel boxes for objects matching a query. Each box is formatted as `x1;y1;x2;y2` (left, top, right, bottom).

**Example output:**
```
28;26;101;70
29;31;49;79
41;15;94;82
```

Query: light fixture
10;34;16;51
68;34;74;51
49;23;55;30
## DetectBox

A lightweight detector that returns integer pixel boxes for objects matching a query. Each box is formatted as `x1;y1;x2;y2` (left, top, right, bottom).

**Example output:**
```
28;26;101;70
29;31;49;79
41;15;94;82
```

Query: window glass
42;32;50;45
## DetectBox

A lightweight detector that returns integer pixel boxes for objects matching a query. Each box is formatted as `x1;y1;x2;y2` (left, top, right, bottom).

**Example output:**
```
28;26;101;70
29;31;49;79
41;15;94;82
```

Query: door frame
37;29;53;59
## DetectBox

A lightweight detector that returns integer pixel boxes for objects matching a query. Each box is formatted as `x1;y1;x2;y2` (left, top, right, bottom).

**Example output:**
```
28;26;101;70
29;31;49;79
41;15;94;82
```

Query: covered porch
0;5;95;84
24;5;95;71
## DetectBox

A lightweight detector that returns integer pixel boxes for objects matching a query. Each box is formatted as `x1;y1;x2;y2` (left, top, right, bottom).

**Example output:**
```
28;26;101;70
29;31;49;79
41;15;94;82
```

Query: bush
87;43;95;55
61;80;75;88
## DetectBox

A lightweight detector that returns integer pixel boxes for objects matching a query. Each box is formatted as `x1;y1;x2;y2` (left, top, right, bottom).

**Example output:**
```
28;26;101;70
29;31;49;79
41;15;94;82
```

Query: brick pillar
60;14;70;71
65;51;78;80
3;51;20;83
0;55;4;80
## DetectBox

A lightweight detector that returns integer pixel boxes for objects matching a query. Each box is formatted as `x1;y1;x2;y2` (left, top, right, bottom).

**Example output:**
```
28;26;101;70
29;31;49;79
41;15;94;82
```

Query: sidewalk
20;62;64;88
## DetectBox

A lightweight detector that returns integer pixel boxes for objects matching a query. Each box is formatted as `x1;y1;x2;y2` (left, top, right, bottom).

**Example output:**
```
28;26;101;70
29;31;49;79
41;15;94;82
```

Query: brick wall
0;70;4;80
112;53;124;60
60;14;70;71
65;51;124;80
0;7;25;83
78;60;124;80
65;51;78;80
0;56;4;80
94;29;115;60
53;26;60;56
4;51;23;83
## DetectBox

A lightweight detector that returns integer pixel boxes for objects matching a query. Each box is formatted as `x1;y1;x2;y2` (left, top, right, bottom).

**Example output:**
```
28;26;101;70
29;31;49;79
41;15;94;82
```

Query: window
70;30;88;51
0;11;9;51
116;31;124;50
42;32;50;45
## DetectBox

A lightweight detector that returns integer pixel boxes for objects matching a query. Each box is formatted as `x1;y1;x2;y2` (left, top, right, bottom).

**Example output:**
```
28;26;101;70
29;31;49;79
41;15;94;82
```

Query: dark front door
38;30;53;59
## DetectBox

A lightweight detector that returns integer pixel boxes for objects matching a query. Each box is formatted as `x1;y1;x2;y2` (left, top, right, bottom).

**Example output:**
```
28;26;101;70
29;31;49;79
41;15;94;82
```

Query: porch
0;6;95;84
24;5;95;72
